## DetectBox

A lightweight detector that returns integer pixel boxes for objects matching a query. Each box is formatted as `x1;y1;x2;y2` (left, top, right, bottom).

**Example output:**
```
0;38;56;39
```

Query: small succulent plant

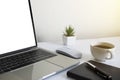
64;25;75;36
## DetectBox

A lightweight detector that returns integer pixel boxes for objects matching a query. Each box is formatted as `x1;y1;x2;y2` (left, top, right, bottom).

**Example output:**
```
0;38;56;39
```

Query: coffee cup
90;42;115;61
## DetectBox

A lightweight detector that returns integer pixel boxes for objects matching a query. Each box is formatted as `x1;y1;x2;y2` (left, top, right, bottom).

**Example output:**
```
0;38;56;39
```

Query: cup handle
105;50;113;59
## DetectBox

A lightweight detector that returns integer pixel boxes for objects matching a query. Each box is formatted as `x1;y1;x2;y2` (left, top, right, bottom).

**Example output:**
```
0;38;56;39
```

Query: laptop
0;0;79;79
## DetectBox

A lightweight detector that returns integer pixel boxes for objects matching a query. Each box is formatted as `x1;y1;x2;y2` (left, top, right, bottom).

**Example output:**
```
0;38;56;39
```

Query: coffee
90;42;115;61
94;45;112;49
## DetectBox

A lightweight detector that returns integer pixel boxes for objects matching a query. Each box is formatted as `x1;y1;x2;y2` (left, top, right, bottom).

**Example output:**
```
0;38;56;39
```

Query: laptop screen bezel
0;0;37;58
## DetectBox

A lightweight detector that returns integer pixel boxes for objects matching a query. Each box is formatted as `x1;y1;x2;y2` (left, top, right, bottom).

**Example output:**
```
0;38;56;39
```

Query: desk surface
0;36;120;80
39;36;120;80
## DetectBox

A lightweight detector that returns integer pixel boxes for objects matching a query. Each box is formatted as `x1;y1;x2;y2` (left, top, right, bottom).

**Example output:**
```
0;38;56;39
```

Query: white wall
30;0;120;43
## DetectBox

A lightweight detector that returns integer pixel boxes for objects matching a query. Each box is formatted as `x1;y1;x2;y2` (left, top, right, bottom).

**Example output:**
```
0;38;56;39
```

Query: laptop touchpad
45;54;80;68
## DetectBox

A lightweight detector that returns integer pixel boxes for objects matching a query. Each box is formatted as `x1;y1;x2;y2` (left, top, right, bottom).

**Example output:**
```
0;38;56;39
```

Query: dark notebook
67;60;120;80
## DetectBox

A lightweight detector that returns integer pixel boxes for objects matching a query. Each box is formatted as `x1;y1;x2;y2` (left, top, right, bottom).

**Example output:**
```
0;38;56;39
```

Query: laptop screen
0;0;36;55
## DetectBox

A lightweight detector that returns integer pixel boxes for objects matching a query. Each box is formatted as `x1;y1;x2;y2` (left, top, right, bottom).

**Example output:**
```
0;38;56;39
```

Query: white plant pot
63;36;76;46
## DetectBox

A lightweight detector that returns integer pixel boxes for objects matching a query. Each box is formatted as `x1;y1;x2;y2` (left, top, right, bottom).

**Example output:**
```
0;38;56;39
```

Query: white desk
0;37;120;80
38;36;120;80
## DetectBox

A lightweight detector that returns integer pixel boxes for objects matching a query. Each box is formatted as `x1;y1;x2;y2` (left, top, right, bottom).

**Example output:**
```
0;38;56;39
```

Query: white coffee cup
90;42;115;61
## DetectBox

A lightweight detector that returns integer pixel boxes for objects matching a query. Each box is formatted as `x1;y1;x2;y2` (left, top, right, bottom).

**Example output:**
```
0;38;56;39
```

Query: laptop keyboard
0;49;56;74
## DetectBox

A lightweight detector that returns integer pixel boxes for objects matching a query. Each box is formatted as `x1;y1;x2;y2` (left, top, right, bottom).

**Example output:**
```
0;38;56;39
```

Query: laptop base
0;53;80;80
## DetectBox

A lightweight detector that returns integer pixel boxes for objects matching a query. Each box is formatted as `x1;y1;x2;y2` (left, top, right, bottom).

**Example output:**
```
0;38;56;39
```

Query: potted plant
63;25;76;45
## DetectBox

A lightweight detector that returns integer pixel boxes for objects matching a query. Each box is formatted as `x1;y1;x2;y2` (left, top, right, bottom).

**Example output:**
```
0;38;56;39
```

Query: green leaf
64;25;75;36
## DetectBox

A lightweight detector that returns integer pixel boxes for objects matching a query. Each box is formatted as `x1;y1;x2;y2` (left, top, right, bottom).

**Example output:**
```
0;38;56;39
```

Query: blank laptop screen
0;0;36;55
